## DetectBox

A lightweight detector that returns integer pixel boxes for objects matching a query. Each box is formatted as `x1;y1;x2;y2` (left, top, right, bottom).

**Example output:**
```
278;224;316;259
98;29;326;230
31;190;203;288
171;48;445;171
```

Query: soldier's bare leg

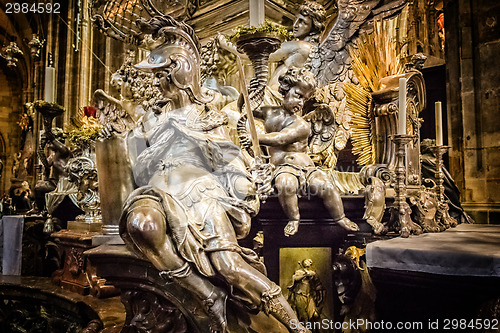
125;197;227;332
210;250;310;333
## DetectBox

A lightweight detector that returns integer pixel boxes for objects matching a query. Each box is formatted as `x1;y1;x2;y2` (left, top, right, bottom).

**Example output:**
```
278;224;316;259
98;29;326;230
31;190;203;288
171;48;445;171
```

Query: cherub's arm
252;107;265;120
258;120;309;146
269;41;311;64
253;105;279;121
45;131;71;158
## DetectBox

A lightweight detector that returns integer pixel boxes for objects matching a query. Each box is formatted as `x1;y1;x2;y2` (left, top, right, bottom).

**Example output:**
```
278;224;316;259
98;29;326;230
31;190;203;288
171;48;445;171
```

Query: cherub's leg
125;198;227;332
211;250;310;333
275;173;301;236
308;171;359;231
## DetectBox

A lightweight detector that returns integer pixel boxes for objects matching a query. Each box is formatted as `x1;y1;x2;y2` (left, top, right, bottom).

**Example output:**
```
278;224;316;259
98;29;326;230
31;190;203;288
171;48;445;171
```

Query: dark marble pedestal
255;195;370;282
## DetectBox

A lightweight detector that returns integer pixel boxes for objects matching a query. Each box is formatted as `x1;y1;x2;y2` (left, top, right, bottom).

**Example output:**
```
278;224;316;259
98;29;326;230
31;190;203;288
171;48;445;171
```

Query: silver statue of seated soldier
120;16;310;333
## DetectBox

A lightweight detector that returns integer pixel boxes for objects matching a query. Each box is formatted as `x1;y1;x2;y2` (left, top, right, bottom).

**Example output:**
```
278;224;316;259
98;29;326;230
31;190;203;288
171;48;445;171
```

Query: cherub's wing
93;89;135;135
307;0;408;86
311;84;353;168
303;103;338;168
305;0;407;168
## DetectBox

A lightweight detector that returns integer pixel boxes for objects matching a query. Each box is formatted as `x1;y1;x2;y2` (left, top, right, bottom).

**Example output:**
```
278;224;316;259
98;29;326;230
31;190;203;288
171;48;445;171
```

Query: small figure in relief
287;259;326;327
253;67;359;236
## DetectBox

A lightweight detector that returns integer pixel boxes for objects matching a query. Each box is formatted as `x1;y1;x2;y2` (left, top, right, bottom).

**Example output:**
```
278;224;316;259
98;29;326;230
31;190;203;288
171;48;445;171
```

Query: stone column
444;0;500;223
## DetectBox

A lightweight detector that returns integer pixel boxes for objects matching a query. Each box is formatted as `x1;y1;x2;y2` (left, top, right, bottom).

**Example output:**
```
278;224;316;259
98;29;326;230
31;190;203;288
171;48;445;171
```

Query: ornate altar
27;0;478;332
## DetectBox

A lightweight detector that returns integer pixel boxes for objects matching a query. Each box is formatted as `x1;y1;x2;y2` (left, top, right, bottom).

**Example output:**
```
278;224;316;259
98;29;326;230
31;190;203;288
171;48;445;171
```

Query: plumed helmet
134;16;212;104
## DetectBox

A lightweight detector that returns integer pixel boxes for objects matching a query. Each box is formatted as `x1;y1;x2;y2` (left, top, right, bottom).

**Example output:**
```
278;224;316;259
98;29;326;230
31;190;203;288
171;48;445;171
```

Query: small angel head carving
294;1;327;42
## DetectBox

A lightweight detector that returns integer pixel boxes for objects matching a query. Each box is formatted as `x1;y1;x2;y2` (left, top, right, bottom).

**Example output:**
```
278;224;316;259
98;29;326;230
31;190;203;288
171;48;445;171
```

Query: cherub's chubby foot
336;217;359;232
284;220;300;237
204;287;228;333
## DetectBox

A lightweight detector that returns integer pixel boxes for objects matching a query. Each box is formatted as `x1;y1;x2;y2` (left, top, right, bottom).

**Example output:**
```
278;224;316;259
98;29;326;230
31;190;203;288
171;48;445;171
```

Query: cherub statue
35;128;73;212
253;67;358;236
218;0;408;169
120;15;310;333
215;1;327;126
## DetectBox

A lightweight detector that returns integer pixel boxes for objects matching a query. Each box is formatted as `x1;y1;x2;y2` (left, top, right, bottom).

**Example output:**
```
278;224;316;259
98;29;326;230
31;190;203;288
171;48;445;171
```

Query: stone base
91;234;124;246
67;220;102;233
51;229;119;298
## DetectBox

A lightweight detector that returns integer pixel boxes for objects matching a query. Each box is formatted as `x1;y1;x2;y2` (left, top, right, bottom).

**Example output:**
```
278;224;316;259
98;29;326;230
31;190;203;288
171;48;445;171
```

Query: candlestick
389;134;422;237
430;145;457;229
435;101;443;146
398;78;407;135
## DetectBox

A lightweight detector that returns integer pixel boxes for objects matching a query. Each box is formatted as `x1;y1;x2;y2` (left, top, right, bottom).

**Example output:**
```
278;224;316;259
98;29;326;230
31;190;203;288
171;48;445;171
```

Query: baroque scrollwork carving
67;156;101;223
69;247;86;276
409;186;442;233
90;0;199;43
0;41;24;68
363;177;387;235
121;290;188;333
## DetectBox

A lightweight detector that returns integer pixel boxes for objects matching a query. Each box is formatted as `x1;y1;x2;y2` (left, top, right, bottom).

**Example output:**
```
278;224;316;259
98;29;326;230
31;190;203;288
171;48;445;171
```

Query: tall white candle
435;101;443;146
44;66;56;103
398;77;407;135
249;0;265;27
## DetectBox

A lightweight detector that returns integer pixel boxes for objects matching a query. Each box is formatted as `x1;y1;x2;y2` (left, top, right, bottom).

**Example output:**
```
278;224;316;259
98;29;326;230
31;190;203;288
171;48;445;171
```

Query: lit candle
249;0;265;27
44;66;56;103
435;101;443;146
398;78;407;135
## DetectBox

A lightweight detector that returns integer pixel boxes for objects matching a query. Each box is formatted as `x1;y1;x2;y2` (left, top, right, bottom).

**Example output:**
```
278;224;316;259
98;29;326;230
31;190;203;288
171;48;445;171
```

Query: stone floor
0;275;125;332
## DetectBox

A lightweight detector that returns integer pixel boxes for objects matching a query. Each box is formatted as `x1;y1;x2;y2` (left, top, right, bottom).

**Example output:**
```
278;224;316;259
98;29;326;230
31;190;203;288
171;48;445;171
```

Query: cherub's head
278;67;317;114
293;1;327;42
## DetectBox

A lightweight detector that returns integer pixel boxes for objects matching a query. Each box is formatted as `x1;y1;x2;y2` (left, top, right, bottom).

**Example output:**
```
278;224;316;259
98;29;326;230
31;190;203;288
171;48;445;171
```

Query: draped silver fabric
1;215;24;275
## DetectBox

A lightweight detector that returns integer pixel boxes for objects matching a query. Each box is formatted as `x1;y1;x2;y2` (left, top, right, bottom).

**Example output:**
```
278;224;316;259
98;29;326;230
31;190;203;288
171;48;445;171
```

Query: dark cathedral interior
0;0;499;332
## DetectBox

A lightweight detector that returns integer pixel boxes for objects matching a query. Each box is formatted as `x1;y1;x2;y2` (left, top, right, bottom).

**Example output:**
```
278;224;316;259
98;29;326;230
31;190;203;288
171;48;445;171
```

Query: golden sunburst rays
346;17;406;165
344;82;375;166
350;19;405;93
